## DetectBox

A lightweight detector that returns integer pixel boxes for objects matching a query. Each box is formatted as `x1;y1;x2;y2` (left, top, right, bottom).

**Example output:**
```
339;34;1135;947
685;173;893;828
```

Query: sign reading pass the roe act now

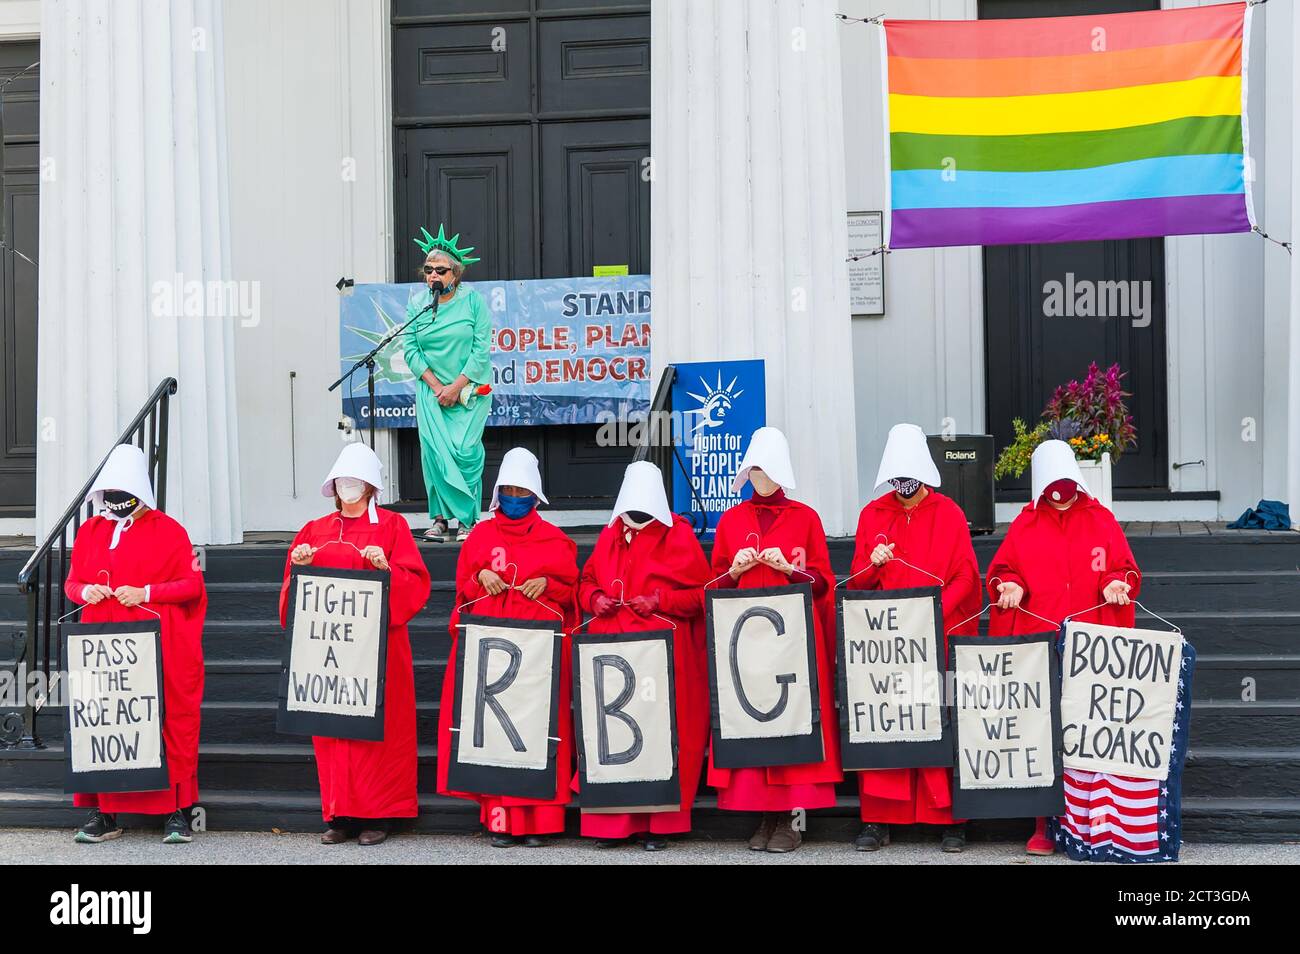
278;566;390;742
62;621;168;794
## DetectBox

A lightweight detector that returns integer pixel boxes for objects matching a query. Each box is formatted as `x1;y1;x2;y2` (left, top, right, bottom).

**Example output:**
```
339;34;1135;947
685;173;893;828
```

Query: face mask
889;478;922;499
498;493;537;520
102;490;139;514
621;511;653;529
1042;478;1079;506
335;477;368;504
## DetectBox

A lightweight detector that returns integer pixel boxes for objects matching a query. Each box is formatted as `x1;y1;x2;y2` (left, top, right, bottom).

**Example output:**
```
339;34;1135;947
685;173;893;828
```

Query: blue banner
671;359;766;534
338;276;651;428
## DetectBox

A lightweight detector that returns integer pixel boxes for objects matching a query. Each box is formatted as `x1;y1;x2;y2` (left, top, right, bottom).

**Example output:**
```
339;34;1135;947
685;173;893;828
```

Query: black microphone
429;279;445;297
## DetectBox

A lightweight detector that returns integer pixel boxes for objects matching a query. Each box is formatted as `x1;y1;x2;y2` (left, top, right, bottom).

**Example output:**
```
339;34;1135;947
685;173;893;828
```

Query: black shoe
641;836;668;852
490;832;519;848
521;835;547;848
162;811;192;844
940;825;967;854
594;837;629;849
853;823;890;852
75;809;123;844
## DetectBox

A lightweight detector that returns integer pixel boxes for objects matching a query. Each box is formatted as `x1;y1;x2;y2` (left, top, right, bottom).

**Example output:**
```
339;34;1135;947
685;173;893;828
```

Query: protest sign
447;616;563;800
63;621;168;793
836;587;951;769
950;632;1064;819
278;566;390;741
706;584;822;768
1061;622;1185;781
572;630;679;811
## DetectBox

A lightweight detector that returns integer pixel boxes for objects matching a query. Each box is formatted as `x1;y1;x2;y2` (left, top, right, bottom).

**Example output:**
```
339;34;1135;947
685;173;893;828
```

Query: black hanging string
847;246;890;262
1253;226;1293;255
834;12;885;25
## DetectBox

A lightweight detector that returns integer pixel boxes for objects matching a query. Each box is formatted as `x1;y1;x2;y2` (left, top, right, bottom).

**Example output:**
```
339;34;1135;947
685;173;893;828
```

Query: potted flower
994;362;1137;511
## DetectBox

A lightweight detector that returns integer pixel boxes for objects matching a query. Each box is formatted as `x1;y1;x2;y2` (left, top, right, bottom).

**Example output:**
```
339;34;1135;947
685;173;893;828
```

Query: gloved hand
592;592;618;617
628;591;661;617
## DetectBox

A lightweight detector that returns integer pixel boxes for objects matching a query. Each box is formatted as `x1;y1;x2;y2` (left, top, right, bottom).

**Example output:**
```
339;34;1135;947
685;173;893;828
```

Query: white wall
222;0;395;530
840;0;983;509
840;0;1291;520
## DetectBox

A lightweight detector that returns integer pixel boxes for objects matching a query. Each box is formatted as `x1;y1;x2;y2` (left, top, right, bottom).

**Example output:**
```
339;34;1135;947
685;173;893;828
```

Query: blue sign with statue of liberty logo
670;359;766;534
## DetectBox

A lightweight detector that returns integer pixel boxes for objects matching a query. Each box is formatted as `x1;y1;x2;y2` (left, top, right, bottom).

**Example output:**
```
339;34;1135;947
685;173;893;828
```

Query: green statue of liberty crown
413;224;480;266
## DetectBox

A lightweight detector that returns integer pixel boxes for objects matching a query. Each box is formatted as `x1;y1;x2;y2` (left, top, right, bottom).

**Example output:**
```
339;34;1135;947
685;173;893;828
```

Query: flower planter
1076;451;1113;511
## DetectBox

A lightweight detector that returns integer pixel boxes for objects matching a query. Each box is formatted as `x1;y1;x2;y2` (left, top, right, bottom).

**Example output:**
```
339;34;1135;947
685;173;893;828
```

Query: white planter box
1076;452;1113;511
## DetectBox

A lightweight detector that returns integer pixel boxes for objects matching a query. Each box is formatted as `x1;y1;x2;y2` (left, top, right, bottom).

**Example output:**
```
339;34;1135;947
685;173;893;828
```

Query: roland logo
945;450;977;461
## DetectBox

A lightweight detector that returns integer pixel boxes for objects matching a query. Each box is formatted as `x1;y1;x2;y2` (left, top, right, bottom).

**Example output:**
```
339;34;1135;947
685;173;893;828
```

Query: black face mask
102;490;139;514
625;510;653;524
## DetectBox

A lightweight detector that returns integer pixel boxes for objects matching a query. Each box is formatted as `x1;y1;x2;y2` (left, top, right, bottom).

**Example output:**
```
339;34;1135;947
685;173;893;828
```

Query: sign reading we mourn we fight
836;587;951;770
63;621;168;793
706;584;822;768
278;567;391;741
447;616;563;800
949;633;1065;819
572;631;680;812
1061;622;1186;780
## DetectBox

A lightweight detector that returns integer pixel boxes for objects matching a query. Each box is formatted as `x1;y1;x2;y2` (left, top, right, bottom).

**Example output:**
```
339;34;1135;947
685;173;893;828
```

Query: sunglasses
423;265;453;277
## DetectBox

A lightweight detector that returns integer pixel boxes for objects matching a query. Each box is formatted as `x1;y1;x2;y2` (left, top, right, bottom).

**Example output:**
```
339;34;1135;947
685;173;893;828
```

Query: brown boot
748;813;777;851
358;828;389;846
320;827;352;845
765;815;803;853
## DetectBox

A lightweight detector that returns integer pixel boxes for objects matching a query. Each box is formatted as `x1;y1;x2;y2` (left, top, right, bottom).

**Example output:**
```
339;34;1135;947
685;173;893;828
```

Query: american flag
1050;640;1195;864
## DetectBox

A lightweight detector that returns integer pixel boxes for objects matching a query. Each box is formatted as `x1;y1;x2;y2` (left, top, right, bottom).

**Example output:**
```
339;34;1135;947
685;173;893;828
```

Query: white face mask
335;477;368;504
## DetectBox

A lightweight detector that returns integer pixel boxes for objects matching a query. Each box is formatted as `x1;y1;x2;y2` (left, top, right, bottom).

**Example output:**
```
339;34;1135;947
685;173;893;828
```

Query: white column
651;0;860;535
1289;2;1300;529
37;0;242;544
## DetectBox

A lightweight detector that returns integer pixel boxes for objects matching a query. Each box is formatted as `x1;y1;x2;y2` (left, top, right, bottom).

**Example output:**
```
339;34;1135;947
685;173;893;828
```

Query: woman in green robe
402;226;492;542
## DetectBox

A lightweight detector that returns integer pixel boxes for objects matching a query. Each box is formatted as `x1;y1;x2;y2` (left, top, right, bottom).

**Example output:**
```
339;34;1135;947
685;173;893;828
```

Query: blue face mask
498;493;537;519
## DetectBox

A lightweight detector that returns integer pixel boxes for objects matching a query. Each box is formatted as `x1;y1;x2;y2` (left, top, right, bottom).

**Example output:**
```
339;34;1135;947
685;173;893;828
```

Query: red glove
591;592;617;617
628;591;661;618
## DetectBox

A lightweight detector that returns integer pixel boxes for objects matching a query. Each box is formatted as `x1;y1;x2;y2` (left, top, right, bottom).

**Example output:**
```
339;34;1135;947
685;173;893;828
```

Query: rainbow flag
882;2;1254;249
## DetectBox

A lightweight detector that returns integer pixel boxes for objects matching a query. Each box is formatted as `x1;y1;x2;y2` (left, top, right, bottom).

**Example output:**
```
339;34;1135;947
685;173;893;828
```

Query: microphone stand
329;283;442;449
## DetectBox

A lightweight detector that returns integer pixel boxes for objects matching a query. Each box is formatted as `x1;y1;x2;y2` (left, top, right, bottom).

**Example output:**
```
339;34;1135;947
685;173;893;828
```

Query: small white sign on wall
848;211;885;316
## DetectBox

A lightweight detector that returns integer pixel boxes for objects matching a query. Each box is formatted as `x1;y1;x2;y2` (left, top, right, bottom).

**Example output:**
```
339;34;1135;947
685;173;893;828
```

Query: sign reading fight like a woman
572;630;680;812
949;632;1065;819
835;587;951;770
447;616;563;800
705;584;822;768
278;566;390;742
62;621;169;793
1060;622;1185;781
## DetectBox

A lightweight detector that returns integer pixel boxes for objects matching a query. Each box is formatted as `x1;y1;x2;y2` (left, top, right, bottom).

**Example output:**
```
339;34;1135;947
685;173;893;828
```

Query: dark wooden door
979;0;1167;495
392;1;650;510
0;43;38;517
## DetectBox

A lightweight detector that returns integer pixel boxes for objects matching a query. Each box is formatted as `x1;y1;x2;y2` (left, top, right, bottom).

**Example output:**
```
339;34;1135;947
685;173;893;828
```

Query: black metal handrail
6;377;177;749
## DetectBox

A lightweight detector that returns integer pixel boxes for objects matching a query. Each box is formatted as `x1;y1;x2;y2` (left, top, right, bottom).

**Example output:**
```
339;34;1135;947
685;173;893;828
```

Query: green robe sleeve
459;292;493;384
402;299;431;381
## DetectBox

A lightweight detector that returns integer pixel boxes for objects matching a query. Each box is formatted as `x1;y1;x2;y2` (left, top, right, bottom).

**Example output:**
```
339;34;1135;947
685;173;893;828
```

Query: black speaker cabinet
926;434;995;535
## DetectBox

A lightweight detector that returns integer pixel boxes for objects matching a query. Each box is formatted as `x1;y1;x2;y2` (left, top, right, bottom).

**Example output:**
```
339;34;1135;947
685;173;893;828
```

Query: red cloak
847;489;981;825
707;496;843;805
278;507;431;822
576;514;713;836
986;495;1141;636
65;508;207;815
438;509;579;836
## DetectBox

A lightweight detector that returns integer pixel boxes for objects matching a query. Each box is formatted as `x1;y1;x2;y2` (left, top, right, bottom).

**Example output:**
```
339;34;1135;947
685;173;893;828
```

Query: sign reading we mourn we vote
836;587;951;770
706;584;822;768
447;616;563;800
1061;622;1186;780
62;621;168;793
572;630;680;812
278;566;391;741
949;633;1065;820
